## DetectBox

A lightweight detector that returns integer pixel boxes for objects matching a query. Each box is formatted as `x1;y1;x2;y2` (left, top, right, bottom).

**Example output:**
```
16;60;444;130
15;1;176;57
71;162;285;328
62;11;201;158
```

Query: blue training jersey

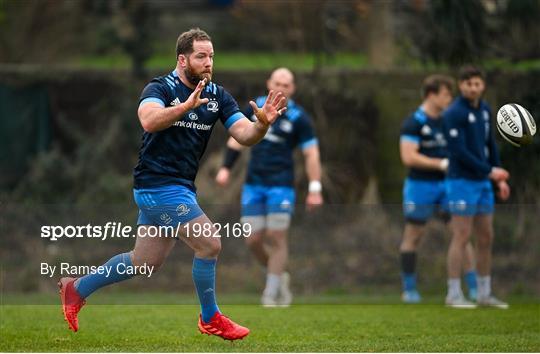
243;97;318;187
443;96;501;180
400;107;448;181
134;69;244;190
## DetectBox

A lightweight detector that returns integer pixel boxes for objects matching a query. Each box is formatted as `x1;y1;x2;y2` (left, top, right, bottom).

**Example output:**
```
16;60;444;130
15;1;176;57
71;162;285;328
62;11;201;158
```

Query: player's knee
245;232;263;247
266;230;287;249
476;230;493;248
452;224;472;241
410;237;422;249
201;238;222;258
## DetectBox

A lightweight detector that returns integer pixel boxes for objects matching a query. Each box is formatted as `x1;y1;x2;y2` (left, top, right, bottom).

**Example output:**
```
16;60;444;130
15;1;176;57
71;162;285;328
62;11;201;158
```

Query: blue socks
401;272;477;293
74;252;134;298
401;273;417;292
192;257;220;323
464;270;478;292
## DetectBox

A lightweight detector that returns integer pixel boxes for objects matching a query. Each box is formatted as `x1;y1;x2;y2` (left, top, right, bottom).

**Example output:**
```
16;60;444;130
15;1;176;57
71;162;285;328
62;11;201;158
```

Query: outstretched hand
184;78;209;110
249;90;287;126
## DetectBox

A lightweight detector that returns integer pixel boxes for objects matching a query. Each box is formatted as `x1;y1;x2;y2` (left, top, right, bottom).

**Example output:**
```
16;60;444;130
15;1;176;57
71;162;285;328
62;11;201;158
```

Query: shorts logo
449;129;458;138
468;113;476;123
160;213;172;224
405;202;416;213
207;100;219;113
452;200;467;211
176;204;191;216
188;112;198;121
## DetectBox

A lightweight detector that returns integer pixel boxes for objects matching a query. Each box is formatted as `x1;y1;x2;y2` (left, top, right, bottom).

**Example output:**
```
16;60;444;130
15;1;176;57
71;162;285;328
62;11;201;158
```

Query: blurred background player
399;74;478;303
215;68;323;306
57;28;287;339
444;65;510;308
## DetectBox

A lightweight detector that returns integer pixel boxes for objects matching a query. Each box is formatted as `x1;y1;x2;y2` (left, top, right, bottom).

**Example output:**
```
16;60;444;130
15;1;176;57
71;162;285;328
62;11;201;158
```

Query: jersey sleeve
219;89;244;130
399;118;420;144
242;103;256;122
294;112;318;150
443;108;492;175
139;80;170;108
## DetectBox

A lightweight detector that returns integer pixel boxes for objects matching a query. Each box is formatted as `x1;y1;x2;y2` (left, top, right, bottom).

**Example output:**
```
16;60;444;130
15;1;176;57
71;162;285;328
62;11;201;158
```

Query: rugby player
58;28;287;340
443;65;510;308
399;74;478;303
215;68;323;306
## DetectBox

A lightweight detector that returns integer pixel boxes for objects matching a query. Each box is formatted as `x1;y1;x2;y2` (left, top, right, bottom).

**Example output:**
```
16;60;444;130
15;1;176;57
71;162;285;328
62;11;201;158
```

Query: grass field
71;52;540;72
75;52;369;71
1;294;539;352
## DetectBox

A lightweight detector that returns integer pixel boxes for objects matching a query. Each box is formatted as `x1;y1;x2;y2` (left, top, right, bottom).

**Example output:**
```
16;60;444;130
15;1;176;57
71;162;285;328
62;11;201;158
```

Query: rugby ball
496;103;536;147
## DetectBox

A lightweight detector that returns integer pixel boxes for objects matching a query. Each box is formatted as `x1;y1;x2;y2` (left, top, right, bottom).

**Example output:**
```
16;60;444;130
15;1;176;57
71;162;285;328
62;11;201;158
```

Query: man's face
180;40;213;85
431;86;453;111
267;71;295;100
459;76;485;102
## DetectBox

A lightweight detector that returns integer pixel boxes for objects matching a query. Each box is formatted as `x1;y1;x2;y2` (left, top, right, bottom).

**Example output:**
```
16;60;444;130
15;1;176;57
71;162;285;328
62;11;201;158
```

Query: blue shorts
403;178;449;224
133;185;204;226
446;178;494;216
241;184;296;217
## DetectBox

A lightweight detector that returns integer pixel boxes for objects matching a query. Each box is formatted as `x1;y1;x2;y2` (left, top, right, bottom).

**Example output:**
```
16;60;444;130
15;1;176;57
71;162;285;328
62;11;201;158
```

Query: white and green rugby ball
496;103;536;147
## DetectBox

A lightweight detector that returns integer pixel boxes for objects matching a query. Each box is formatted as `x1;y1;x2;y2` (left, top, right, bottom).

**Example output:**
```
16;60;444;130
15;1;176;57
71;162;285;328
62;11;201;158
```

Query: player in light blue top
443;65;510;309
216;68;323;306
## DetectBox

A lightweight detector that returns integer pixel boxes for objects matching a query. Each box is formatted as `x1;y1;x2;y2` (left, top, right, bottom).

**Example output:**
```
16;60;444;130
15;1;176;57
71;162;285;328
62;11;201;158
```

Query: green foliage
11;90;140;204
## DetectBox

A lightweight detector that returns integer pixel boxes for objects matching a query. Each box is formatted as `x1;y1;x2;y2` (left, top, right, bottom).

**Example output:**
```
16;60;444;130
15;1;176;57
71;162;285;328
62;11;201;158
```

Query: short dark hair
176;28;212;58
421;74;455;98
458;65;485;81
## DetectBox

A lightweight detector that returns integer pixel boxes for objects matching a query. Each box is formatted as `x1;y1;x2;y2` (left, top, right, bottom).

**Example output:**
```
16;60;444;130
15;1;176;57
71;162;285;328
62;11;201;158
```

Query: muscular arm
227;136;248;150
138;102;190;133
227;118;270;146
302;144;324;209
400;141;447;171
303;145;322;182
138;78;208;133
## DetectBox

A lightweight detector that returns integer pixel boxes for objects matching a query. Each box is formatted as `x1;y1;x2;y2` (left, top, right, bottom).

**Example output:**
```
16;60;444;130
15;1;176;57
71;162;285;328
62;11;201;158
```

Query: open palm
249;90;287;126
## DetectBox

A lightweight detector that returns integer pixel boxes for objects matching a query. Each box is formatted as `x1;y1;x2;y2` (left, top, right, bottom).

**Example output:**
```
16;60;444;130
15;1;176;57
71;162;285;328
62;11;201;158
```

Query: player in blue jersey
215;68;323;306
399;74;478;304
58;28;288;340
443;65;510;308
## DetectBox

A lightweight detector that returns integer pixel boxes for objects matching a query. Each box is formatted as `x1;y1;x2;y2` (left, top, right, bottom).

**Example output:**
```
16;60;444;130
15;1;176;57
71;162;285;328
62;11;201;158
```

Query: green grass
73;52;540;72
75;52;369;71
1;294;539;352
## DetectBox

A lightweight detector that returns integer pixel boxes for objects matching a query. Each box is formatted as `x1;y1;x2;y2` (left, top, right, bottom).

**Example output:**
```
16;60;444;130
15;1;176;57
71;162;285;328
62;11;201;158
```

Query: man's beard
184;61;212;86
